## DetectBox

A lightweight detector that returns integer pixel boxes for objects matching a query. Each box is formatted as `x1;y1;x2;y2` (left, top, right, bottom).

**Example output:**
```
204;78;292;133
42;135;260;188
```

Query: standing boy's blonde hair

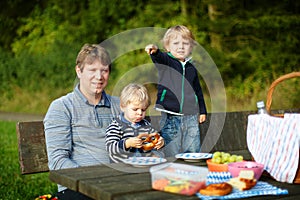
120;83;151;108
163;25;196;50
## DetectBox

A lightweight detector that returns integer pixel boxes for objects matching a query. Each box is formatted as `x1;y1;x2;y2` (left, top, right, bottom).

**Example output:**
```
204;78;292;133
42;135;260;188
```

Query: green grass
0;121;57;200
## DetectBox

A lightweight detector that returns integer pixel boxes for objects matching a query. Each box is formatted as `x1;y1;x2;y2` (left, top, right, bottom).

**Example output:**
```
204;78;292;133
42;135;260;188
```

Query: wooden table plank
49;161;300;200
49;164;136;191
79;173;151;200
113;190;199;200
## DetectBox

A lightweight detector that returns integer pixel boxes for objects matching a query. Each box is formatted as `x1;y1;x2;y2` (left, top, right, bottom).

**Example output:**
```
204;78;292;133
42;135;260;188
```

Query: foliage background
0;0;299;114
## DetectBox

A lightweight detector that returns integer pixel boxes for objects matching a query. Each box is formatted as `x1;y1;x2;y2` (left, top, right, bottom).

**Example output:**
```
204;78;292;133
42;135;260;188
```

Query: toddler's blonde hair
120;83;151;109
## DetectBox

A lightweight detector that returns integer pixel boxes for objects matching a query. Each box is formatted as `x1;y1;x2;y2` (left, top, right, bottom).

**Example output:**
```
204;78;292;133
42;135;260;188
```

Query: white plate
175;153;212;162
123;157;167;167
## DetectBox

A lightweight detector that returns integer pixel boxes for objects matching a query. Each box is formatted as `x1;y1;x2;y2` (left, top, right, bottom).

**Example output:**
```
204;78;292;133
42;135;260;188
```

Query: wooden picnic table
49;158;300;200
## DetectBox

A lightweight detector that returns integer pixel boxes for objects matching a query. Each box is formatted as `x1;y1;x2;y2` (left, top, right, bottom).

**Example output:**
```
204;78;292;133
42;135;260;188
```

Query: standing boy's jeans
160;113;200;157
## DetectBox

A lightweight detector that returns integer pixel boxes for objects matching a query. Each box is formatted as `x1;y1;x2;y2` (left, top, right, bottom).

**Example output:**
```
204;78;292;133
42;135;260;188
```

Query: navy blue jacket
150;49;207;115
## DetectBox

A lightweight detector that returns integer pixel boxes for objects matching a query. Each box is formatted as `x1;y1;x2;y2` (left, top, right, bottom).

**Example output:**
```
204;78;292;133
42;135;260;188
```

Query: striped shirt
44;84;120;191
105;114;158;163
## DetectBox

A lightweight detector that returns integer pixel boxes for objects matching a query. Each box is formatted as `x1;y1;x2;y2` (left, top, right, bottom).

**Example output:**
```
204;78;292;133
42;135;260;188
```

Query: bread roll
199;182;232;196
228;170;257;191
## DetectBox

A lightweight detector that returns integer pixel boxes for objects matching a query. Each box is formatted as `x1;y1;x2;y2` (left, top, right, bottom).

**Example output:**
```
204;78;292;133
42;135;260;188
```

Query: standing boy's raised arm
145;44;158;55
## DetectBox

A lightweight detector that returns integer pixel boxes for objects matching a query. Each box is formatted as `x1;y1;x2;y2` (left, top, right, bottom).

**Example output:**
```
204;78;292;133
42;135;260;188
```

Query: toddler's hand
154;135;165;150
145;44;158;55
125;137;142;149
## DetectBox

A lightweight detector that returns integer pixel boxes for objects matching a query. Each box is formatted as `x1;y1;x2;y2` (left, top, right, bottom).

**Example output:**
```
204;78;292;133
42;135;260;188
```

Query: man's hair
163;25;196;50
120;83;151;108
76;43;111;72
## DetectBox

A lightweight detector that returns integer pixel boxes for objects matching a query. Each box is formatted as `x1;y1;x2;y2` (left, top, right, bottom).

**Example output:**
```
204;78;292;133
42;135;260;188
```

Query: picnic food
207;152;244;172
152;178;206;195
206;158;228;172
150;163;208;196
211;151;243;164
138;132;160;151
199;182;233;196
228;170;257;191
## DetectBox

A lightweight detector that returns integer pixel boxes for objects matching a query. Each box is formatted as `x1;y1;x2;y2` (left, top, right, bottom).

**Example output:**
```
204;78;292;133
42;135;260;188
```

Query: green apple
236;155;243;162
228;156;236;163
212;157;221;164
213;151;221;158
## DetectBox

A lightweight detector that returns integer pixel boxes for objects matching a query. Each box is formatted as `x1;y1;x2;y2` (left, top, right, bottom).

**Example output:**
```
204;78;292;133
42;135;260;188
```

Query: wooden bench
16;109;300;174
16;121;49;174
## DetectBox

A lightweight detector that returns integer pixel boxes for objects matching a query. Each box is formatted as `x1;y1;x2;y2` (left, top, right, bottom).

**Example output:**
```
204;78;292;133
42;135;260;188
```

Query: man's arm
44;99;79;170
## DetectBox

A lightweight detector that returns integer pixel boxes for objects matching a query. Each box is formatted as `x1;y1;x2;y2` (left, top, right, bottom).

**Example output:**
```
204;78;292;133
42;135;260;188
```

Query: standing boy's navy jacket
150;49;207;115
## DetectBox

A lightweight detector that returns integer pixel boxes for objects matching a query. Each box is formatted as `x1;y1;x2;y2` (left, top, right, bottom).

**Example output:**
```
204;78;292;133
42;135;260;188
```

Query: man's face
76;60;110;98
166;35;192;62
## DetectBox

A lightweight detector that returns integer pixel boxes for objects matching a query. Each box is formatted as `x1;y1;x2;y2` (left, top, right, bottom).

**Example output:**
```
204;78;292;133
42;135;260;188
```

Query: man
44;44;121;200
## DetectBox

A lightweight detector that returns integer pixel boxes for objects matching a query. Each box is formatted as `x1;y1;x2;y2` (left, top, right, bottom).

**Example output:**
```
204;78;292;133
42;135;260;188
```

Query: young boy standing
105;83;164;163
145;25;207;157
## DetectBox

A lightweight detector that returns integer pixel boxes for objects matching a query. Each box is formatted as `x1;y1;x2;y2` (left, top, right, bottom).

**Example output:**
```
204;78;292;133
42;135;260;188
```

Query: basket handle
266;71;300;113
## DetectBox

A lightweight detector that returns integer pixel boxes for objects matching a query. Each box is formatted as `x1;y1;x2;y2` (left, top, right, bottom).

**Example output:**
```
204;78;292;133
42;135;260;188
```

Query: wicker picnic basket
265;71;300;184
